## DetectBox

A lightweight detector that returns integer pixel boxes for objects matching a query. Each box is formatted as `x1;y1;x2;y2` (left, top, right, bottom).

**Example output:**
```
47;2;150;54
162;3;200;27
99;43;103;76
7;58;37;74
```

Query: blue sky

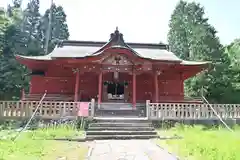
0;0;239;45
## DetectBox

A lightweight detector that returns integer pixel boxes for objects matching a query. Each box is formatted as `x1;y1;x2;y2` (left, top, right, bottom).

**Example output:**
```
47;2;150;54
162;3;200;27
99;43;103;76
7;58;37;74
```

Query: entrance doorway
107;82;124;100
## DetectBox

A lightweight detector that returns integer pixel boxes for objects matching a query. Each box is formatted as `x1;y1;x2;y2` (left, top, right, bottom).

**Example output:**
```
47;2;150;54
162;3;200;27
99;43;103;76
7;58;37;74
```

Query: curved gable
102;54;134;65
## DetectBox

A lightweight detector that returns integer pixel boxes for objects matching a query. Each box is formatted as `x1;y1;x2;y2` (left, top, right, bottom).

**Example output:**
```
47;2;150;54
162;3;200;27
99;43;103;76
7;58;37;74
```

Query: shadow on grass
50;137;87;142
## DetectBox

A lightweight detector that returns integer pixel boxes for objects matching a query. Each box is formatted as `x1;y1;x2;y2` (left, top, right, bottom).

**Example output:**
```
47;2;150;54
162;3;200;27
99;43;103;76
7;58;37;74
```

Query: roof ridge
58;40;168;49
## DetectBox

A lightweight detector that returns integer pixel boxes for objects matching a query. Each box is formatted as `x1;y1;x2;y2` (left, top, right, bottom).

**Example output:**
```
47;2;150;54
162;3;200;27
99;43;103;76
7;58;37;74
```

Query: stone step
86;130;157;136
89;122;152;127
86;134;159;140
96;109;141;112
94;115;145;119
87;126;155;131
94;118;149;123
95;109;146;117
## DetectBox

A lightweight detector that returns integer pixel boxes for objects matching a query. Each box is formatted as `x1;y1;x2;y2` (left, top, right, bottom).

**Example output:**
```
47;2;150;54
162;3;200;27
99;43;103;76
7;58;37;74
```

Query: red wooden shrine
15;28;209;107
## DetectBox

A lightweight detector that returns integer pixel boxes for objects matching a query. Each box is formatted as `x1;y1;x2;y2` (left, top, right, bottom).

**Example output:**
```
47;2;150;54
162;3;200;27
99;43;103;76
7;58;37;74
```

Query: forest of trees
168;0;240;103
0;0;69;100
0;0;239;103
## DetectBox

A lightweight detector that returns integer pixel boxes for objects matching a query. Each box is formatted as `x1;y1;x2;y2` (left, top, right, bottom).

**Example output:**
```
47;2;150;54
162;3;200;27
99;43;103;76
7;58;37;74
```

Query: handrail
13;92;47;141
201;95;233;132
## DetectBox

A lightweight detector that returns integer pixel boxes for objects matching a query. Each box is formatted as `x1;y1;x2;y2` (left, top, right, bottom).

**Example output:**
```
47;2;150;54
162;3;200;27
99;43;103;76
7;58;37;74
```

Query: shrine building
15;28;209;107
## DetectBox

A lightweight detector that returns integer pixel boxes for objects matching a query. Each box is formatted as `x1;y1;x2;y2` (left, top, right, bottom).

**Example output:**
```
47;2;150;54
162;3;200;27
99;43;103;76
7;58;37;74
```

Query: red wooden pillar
154;73;159;102
98;72;103;107
132;72;136;108
180;72;184;100
21;88;25;100
74;70;80;102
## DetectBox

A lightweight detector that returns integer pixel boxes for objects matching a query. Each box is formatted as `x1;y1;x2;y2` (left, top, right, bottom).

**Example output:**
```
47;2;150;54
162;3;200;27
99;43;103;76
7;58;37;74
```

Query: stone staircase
85;118;158;140
94;103;146;117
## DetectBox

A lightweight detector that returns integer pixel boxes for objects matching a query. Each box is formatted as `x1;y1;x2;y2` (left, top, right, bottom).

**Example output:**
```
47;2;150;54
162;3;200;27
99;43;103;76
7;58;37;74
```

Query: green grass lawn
0;125;88;160
157;125;240;160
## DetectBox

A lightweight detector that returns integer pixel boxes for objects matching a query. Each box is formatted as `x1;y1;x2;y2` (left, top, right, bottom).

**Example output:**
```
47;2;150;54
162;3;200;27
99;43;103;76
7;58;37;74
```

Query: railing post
0;102;3;118
146;100;150;119
62;102;66;117
91;98;95;117
28;102;33;117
